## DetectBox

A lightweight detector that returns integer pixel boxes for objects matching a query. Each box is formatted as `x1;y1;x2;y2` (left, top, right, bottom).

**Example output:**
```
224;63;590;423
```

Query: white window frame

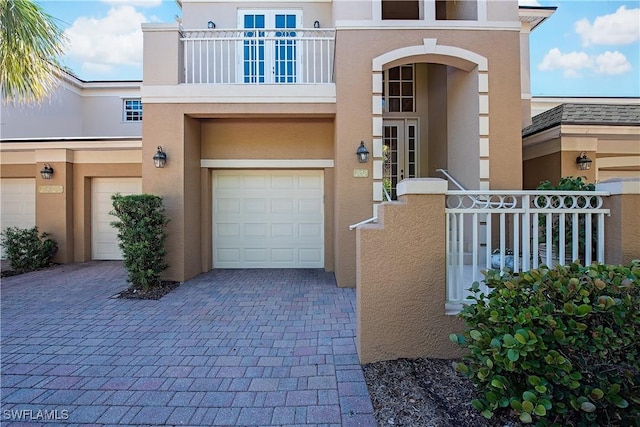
237;9;303;84
123;98;142;122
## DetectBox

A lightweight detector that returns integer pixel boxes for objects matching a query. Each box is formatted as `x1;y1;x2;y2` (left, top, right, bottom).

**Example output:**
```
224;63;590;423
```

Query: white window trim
123;98;142;122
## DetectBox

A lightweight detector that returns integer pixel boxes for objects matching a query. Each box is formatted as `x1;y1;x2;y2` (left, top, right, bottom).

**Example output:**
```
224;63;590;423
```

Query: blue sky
39;0;640;97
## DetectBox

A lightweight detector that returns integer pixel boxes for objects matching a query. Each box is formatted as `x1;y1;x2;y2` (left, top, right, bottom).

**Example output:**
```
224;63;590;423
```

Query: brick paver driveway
1;262;375;426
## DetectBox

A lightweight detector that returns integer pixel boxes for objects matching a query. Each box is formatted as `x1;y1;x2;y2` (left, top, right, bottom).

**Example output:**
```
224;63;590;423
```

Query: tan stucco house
523;101;640;189
0;0;564;286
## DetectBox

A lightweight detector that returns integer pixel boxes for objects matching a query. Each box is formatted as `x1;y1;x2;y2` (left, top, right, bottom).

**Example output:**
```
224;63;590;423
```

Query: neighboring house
523;102;640;188
0;71;142;262
2;1;556;286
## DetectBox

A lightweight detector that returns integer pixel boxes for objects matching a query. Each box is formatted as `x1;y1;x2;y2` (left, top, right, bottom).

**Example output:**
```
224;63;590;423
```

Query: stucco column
356;178;465;363
597;178;640;265
35;150;74;263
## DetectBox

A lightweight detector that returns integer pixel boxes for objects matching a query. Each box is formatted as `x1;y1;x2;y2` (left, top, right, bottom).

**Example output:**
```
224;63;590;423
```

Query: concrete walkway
1;262;376;426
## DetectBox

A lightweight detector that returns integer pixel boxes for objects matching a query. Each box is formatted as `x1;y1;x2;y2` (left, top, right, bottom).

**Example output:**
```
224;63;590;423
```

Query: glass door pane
275;14;297;83
243;14;266;83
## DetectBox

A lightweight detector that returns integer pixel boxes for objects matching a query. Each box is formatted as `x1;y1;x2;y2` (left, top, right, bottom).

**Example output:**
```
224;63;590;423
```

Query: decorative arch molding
372;39;488;72
370;39;490;208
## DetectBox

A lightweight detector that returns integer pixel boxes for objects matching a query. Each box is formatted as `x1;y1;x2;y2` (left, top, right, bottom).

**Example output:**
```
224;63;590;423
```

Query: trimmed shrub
110;194;169;291
0;226;58;272
450;261;639;426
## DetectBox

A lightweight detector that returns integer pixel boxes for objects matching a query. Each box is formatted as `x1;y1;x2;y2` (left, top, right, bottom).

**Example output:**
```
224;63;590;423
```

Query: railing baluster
444;190;609;314
597;213;605;262
513;212;520;273
585;213;592;265
472;212;478;285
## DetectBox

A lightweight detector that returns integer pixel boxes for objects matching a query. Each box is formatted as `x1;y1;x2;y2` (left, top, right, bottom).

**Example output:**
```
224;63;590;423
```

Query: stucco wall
142;103;336;282
523;152;560;189
333;26;522;286
1;81;141;139
181;2;333;29
201;118;334;159
598;180;640;265
356;180;465;363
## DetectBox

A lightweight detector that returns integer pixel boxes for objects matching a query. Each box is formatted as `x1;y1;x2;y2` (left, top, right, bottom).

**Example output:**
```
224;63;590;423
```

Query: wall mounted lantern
153;146;167;168
576;151;593;171
313;20;320;28
207;21;215;29
40;163;54;179
356;141;370;163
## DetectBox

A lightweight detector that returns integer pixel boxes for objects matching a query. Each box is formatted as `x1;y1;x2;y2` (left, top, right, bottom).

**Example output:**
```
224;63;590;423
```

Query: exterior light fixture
313;20;320;28
576;151;593;171
207;21;215;29
153;146;167;168
40;163;54;179
356;141;369;163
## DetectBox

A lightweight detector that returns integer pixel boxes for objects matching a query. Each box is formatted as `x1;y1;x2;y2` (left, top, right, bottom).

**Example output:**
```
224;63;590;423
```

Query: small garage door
213;170;324;268
1;178;36;258
92;177;141;260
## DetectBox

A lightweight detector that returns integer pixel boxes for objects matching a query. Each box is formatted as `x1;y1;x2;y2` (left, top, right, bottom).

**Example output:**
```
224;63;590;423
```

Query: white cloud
518;0;541;6
575;6;640;46
538;48;633;78
101;0;162;8
64;6;148;75
538;48;593;77
594;51;632;75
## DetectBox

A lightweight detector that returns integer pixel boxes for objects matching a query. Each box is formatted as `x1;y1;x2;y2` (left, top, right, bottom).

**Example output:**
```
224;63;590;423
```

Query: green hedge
0;226;57;272
110;194;169;291
450;262;639;426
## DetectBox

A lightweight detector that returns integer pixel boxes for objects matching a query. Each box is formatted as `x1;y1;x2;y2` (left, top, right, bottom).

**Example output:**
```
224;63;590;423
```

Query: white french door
383;119;419;200
238;10;302;83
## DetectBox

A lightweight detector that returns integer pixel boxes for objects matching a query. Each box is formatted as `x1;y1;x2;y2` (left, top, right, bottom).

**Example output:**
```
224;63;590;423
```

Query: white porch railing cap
397;178;448;196
596;177;640;195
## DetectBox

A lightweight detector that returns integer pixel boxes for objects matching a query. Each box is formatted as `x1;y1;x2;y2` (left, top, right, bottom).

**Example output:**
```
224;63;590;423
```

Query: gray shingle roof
522;103;640;137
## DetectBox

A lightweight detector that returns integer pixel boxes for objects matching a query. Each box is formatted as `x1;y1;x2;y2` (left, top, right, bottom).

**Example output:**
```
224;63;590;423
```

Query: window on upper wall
383;65;415;113
123;99;142;122
436;0;478;20
382;0;420;20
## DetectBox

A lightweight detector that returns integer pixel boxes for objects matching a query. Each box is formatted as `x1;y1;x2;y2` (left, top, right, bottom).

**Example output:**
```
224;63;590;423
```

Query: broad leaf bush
110;194;169;291
0;226;57;272
450;261;639;426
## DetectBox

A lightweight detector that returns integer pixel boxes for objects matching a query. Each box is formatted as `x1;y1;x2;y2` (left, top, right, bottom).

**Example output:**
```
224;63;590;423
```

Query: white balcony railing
181;29;335;84
445;190;610;314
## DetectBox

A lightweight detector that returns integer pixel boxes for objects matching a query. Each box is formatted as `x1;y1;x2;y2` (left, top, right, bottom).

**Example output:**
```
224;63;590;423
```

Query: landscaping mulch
363;357;523;427
116;280;181;300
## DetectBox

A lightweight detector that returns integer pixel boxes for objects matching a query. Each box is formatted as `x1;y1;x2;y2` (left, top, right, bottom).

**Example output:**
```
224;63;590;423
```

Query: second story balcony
181;28;335;85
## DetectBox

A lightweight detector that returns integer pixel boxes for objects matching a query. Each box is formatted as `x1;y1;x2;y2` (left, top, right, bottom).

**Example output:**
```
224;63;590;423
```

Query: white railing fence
445;190;610;314
181;29;335;84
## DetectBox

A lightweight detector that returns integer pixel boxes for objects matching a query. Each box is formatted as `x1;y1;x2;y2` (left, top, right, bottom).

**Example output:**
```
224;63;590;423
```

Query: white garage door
92;177;142;260
213;170;324;268
1;178;36;258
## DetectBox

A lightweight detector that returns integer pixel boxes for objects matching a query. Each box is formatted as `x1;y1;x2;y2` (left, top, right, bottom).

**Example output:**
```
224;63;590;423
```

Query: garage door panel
216;223;241;238
245;223;268;237
92;177;141;260
213;170;324;268
216;198;241;214
243;198;267;214
299;175;323;189
271;199;295;214
272;175;295;188
1;179;36;258
299;248;322;263
244;175;268;188
299;223;322;238
272;223;294;237
299;199;322;213
216;175;242;189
